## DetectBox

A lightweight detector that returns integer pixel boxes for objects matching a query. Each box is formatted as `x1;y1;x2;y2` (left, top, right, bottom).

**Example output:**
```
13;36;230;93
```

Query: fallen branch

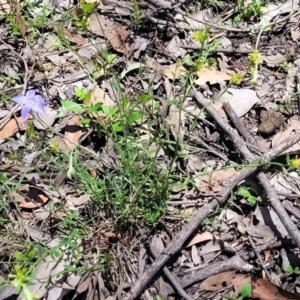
220;100;300;249
150;245;193;300
166;255;253;294
126;122;300;299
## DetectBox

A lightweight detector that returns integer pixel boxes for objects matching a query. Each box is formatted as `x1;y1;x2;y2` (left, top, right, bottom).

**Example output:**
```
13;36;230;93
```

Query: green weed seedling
235;0;267;22
74;86;92;103
131;0;144;29
284;264;300;275
237;187;258;205
280;61;292;71
191;27;221;70
4;247;40;300
222;282;252;300
74;1;96;30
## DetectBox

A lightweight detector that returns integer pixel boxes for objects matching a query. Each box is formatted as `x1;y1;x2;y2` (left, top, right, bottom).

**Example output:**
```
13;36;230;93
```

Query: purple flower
12;90;45;120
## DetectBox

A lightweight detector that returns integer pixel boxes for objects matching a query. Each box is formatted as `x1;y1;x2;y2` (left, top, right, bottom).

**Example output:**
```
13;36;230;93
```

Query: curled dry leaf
0;117;29;140
200;270;237;291
13;185;49;209
195;68;231;85
88;12;130;54
16;2;27;38
187;232;219;247
231;275;300;300
63;115;88;150
66;194;90;206
163;63;187;80
272;119;300;154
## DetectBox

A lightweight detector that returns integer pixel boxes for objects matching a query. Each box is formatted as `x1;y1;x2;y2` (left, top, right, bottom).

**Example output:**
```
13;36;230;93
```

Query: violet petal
33;102;45;114
26;90;36;98
21;105;31;119
34;95;45;104
12;95;28;105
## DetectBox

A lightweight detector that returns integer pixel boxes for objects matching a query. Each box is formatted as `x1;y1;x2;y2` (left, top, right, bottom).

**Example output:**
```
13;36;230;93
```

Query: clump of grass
234;0;268;22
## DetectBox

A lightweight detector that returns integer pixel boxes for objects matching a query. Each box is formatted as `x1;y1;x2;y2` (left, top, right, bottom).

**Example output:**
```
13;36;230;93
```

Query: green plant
74;1;96;30
237;187;258;205
131;0;144;28
191;27;221;70
235;0;267;22
284;264;300;275
223;282;252;300
4;246;39;300
280;61;292;71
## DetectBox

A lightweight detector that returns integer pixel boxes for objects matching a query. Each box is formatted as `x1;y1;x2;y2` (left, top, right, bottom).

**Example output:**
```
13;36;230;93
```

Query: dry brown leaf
187;232;219;247
272;119;300;154
88;12;130;54
66;194;90;206
231;275;300;300
199;168;238;193
0;117;29;139
13;185;49;209
91;86;115;106
16;2;27;38
0;0;11;14
195;68;230;85
56;27;86;46
50;136;70;153
200;270;237;291
163;64;186;80
168;104;185;142
263;53;286;67
63;116;87;150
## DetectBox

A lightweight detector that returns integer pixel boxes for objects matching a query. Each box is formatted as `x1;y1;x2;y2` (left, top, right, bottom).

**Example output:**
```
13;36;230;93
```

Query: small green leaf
74;87;86;99
240;283;252;297
26;248;35;261
138;93;152;103
80;118;91;127
13;251;26;262
238;187;252;198
294;267;300;274
284;264;294;273
101;105;115;116
247;196;257;205
120;62;145;79
129;111;143;123
61;100;84;113
112;123;123;132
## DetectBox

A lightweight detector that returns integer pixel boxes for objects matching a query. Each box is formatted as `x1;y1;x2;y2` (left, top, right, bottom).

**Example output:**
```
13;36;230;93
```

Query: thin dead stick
150;246;193;300
167;255;253;293
196;93;300;249
126;131;300;299
223;102;255;144
248;236;275;285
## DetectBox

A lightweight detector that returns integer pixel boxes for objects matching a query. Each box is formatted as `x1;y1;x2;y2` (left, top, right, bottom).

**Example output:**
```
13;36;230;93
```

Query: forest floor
1;0;300;299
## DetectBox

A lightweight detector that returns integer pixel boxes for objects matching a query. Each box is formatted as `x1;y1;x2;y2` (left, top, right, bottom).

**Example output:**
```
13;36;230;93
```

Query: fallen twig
126;127;300;299
150;245;193;300
220;99;300;249
166;255;253;294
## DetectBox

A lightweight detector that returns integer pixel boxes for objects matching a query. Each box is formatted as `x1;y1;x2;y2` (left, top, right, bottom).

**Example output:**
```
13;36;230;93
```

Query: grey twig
126;118;300;299
194;94;300;249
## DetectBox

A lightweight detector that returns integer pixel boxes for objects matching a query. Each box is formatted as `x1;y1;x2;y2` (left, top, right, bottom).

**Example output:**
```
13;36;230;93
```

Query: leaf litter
2;0;300;299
